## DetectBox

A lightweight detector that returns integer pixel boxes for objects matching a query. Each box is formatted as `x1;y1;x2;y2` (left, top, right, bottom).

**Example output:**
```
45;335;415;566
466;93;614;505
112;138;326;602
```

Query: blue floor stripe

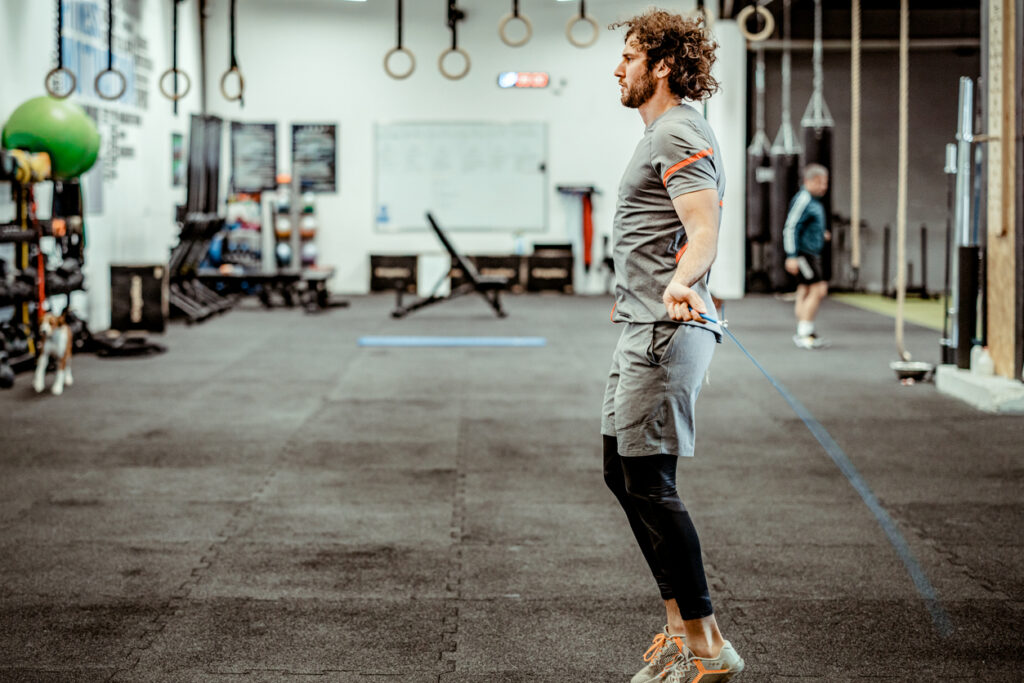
706;316;954;637
358;336;546;348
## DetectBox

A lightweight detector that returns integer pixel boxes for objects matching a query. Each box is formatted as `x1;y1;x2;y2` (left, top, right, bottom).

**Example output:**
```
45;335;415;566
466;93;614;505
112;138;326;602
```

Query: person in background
784;164;830;349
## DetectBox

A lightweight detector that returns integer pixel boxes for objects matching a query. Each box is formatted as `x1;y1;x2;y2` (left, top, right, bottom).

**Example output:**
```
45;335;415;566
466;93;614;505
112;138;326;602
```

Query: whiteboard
374;122;548;232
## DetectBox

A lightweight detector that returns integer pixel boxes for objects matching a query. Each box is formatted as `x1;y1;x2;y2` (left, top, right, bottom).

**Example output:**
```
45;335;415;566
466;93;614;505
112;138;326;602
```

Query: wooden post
985;0;1019;378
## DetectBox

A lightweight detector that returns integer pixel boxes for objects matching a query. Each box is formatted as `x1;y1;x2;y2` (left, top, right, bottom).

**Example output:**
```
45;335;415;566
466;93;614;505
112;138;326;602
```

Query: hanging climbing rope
499;0;532;48
94;0;127;100
566;0;598;48
850;0;862;280
159;0;192;114
45;0;76;99
384;0;415;79
438;0;470;80
894;0;911;362
220;0;245;105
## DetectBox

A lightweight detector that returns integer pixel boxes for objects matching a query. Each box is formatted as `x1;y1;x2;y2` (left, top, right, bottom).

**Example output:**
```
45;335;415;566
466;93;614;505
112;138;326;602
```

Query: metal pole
954;77;974;248
920;224;928;296
883;225;891;297
941;144;956;363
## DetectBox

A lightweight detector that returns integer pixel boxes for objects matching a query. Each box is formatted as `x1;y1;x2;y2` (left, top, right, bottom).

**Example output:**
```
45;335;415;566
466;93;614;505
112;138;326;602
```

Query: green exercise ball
2;96;100;179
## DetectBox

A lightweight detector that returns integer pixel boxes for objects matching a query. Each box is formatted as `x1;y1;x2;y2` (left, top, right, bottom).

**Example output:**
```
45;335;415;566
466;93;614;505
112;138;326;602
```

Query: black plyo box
370;255;417;293
526;255;573;293
450;255;525;293
110;265;169;333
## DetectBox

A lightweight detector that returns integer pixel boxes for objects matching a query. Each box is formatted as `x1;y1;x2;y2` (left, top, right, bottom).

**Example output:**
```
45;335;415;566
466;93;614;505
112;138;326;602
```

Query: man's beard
621;69;657;108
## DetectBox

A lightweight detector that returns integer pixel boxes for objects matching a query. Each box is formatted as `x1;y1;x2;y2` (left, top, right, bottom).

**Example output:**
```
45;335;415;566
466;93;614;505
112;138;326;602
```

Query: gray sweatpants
601;322;717;458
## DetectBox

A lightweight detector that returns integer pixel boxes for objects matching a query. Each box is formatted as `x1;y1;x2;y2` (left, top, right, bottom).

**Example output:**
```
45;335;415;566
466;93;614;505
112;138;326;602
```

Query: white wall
198;0;747;297
1;0;203;329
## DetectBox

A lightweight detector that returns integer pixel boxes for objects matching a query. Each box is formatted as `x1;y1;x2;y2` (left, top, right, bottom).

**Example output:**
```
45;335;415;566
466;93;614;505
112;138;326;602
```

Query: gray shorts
601;322;716;458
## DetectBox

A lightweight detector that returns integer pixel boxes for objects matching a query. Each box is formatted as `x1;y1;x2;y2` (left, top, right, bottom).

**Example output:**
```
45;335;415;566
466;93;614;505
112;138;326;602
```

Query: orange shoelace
643;633;668;662
657;637;688;679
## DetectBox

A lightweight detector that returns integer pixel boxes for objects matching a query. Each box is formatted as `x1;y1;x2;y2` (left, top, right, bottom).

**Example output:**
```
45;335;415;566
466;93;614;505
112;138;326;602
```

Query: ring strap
173;0;180;113
227;0;244;106
107;0;114;70
513;0;519;18
447;0;458;51
56;0;63;69
396;0;403;48
46;0;76;98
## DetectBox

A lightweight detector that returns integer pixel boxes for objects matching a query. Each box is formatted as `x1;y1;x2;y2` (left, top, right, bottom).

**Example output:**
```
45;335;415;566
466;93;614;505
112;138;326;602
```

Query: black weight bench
391;213;509;318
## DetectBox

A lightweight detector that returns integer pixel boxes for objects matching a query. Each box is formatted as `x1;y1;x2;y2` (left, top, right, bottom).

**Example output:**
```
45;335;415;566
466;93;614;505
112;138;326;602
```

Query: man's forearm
670;228;717;288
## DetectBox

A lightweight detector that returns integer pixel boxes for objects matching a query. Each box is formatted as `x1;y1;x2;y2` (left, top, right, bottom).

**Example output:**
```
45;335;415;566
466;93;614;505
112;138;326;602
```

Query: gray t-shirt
611;104;725;340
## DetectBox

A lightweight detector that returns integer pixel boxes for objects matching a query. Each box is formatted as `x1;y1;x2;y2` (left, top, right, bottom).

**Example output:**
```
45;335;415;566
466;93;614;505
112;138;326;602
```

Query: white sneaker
793;333;829;350
631;628;687;683
660;640;745;682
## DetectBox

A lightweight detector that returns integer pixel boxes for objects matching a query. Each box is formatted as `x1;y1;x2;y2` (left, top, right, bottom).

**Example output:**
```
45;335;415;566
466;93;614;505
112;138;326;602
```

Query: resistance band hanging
384;0;415;79
499;0;532;48
566;0;598;48
95;0;127;100
737;1;774;43
220;0;245;105
160;0;192;114
556;185;600;273
45;0;76;99
438;0;470;81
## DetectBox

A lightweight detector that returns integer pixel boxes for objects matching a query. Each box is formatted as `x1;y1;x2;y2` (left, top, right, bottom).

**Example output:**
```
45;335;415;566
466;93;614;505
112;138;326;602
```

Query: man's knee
603;435;626;495
621;455;685;511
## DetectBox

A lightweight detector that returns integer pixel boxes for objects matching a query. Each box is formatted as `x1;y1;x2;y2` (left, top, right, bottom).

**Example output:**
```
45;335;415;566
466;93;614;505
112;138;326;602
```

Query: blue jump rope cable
693;310;953;637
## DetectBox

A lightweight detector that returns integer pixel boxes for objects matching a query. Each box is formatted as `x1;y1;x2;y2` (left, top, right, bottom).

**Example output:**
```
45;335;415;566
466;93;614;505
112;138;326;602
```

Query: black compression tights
603;435;713;620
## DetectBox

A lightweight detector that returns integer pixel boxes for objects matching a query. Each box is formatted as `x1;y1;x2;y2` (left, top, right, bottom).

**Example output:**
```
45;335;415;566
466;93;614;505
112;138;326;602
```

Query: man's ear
653;57;673;79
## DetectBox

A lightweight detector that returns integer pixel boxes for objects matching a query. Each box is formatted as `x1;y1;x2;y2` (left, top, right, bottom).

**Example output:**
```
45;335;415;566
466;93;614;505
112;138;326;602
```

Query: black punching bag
769;152;801;289
802;125;834;281
746;146;772;242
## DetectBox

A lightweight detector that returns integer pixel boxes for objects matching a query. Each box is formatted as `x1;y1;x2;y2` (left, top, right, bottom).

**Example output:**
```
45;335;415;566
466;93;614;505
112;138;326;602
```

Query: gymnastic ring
384;46;416;80
220;66;245;102
94;67;127;100
687;5;715;31
159;67;192;101
737;5;774;42
45;66;76;99
498;13;532;48
565;14;599;48
438;47;471;81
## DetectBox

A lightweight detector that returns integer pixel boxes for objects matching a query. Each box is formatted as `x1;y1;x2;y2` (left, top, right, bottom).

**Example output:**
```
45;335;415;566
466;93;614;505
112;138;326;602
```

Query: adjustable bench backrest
426;213;483;282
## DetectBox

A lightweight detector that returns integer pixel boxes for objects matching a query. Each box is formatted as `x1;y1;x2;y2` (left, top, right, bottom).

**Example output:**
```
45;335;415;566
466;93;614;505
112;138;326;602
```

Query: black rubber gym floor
1;294;1021;682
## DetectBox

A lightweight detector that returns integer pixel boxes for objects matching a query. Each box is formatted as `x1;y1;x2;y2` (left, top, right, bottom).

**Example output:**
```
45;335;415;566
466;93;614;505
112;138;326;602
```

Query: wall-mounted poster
231;122;277;193
172;133;185;187
292;123;337;193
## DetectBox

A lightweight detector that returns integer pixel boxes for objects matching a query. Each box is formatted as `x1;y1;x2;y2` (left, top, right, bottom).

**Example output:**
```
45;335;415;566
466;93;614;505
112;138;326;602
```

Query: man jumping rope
603;9;744;683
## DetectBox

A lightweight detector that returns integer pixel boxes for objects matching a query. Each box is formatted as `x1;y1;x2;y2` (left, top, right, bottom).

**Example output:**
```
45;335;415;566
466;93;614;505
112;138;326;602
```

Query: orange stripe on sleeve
675;243;688;263
662;148;713;186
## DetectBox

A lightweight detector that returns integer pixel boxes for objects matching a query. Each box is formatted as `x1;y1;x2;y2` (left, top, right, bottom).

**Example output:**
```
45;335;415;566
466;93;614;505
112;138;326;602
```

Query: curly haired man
602;10;745;682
